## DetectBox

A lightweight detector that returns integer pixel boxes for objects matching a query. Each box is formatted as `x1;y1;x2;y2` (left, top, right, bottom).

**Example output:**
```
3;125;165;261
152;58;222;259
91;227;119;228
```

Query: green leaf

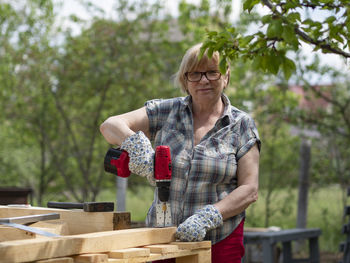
282;57;296;80
325;16;336;24
282;25;299;49
243;0;259;12
267;53;281;74
286;12;301;22
261;15;272;24
252;55;262;70
239;35;254;47
207;47;214;58
199;41;210;59
219;58;227;74
267;19;283;38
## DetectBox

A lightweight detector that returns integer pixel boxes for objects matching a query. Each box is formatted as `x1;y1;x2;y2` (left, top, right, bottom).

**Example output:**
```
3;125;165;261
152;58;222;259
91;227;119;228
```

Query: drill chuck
156;181;171;202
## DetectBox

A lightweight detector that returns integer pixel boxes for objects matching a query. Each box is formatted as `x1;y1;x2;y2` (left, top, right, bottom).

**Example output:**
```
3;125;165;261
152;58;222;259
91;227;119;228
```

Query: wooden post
296;138;311;252
297;138;311;229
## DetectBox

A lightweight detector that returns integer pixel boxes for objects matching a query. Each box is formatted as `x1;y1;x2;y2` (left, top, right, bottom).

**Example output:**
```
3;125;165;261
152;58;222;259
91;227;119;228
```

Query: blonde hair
174;43;222;94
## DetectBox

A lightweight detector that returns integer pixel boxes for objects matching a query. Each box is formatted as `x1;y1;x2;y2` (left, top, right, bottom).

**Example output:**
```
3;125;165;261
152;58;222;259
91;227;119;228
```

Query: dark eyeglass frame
184;71;222;82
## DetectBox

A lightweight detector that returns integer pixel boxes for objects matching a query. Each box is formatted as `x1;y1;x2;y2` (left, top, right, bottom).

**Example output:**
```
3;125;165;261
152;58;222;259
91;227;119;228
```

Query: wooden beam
108;248;150;259
144;244;179;253
0;227;176;263
170;241;211;250
0;206;130;234
176;249;211;263
74;254;108;263
106;248;211;263
35;257;74;263
30;221;70;236
0;225;36;241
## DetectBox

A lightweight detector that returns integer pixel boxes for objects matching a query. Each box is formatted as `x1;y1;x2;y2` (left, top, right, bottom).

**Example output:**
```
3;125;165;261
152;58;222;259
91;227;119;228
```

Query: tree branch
261;0;350;58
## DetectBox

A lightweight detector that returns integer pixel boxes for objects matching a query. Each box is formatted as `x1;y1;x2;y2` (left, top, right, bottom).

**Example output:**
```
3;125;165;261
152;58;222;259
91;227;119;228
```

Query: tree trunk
116;177;127;211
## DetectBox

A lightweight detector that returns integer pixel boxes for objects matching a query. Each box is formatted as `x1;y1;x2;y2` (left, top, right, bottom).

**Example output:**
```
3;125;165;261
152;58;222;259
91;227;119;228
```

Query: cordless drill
104;145;172;227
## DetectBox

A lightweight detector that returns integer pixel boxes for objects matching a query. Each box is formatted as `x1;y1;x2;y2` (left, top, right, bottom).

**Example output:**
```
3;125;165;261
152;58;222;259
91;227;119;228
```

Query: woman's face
185;58;227;103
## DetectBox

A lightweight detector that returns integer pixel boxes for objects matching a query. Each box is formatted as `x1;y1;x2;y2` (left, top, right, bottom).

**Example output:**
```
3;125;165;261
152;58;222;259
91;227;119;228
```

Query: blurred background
0;0;349;259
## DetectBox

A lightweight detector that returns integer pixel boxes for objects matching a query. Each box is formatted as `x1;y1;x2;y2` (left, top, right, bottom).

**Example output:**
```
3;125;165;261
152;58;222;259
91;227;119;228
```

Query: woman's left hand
175;205;223;242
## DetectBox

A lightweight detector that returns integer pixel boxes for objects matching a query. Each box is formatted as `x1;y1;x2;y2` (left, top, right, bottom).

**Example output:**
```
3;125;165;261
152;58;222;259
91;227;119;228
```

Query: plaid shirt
145;93;260;244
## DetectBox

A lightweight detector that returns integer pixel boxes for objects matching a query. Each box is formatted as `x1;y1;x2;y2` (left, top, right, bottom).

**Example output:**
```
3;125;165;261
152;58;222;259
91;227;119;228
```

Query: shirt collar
181;93;232;125
182;93;230;109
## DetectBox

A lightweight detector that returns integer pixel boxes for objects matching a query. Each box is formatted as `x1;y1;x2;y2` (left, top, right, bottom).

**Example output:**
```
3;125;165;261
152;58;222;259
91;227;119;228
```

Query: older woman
100;43;260;263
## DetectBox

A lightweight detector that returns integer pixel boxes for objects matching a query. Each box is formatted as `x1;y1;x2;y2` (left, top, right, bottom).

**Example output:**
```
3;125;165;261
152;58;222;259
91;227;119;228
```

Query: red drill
104;145;172;227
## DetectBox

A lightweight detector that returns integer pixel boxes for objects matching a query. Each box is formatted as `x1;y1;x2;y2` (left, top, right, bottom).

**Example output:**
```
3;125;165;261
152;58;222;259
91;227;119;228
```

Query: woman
100;43;260;262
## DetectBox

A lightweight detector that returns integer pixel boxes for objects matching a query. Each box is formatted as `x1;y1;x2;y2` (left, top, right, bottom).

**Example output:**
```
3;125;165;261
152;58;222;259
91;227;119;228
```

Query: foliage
0;0;236;203
202;0;350;79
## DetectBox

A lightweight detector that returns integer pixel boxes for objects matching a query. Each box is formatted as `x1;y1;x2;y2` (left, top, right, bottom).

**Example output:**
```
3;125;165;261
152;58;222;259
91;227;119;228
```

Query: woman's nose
198;74;210;83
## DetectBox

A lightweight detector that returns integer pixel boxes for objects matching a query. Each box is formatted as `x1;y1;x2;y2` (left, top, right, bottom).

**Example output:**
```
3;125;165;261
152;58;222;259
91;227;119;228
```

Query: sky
56;0;349;84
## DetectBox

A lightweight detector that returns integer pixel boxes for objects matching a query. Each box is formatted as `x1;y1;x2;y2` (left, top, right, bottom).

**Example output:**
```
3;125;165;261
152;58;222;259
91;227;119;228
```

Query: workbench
243;228;322;263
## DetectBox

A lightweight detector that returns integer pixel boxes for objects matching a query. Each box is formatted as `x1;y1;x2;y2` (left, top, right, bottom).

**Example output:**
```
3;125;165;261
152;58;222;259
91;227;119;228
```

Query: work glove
175;205;223;242
120;131;155;185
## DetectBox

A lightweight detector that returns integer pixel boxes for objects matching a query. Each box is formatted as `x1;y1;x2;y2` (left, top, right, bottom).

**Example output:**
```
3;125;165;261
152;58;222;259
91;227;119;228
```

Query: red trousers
153;219;245;263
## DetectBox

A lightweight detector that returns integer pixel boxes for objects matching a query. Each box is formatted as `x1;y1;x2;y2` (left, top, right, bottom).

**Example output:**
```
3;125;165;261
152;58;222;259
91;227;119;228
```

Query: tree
0;0;58;204
202;0;350;79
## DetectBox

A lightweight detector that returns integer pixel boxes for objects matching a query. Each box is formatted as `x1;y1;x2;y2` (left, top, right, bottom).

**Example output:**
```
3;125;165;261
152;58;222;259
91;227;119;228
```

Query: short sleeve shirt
145;93;260;244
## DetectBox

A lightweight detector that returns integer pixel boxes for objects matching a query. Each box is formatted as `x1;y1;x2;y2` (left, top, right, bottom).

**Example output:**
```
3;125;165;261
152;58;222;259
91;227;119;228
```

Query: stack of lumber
32;240;211;263
0;227;211;263
0;206;211;263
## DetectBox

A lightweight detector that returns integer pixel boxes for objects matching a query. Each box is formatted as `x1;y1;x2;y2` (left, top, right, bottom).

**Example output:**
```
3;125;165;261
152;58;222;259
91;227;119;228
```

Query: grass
97;184;347;253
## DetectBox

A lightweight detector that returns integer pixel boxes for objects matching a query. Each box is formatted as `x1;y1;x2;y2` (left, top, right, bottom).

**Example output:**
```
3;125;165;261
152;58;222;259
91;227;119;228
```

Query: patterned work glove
120;131;155;185
175;205;223;242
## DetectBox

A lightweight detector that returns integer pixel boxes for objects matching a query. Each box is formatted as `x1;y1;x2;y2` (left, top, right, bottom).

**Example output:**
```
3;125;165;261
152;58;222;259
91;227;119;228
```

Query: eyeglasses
185;71;222;82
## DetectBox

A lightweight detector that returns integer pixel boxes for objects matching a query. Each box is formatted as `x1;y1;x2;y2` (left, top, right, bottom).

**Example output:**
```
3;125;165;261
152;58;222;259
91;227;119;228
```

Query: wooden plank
35;257;74;263
74;253;108;263
0;225;36;241
0;206;130;234
30;221;70;236
108;248;150;259
106;248;211;263
176;249;211;263
0;227;176;263
144;244;179;253
170;241;211;250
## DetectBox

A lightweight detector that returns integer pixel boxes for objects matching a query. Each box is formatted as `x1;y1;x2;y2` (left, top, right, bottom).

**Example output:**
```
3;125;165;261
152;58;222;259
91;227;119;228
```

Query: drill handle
154;145;172;181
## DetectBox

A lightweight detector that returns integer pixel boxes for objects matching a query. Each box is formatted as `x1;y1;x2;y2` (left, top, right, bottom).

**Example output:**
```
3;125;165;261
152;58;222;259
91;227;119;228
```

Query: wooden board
0;225;35;241
74;253;108;263
0;206;130;234
144;244;179;253
35;257;74;263
170;241;211;250
0;227;176;263
106;241;211;263
30;221;70;236
106;249;211;263
108;248;150;259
